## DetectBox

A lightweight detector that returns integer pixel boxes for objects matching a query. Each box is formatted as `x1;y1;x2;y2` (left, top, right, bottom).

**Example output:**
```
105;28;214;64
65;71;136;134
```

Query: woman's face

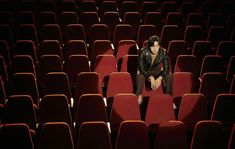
150;41;160;55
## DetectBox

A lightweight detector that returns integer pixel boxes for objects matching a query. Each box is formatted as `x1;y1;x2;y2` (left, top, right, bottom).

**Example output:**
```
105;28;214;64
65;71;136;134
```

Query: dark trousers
136;65;173;96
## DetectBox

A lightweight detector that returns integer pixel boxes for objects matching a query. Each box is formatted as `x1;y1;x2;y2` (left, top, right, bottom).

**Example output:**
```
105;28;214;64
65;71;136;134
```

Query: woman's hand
149;76;156;90
155;77;162;90
149;76;162;90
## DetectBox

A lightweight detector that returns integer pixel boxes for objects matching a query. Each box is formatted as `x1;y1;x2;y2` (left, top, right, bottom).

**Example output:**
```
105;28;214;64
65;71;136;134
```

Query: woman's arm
138;50;151;78
159;52;170;79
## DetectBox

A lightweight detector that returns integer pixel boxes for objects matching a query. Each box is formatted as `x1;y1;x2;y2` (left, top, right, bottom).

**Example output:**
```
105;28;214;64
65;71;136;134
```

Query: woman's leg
136;73;146;104
165;73;173;96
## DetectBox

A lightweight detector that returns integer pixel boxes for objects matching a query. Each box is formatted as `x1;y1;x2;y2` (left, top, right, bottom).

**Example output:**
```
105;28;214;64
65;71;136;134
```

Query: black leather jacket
138;46;170;79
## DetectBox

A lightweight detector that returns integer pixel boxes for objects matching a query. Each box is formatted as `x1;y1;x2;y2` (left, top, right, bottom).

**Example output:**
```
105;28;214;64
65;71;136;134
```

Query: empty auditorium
0;0;234;149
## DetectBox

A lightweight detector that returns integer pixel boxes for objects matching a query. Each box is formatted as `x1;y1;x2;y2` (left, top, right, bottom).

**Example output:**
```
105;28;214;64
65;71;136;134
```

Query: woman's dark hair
147;35;161;47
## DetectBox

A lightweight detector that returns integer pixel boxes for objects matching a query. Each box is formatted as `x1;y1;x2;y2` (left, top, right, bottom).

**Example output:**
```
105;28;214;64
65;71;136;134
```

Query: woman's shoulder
140;47;149;54
141;47;149;51
160;47;167;52
160;47;167;54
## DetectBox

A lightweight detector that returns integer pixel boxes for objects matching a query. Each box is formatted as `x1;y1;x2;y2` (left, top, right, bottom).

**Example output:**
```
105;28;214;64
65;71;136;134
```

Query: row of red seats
0;48;234;90
0;25;234;76
0;92;234;149
0;1;234;40
1;50;234;86
0;26;234;83
0;71;234;121
1;120;234;149
0;13;234;47
1;0;233;17
2;0;235;19
0;22;232;49
1;9;235;36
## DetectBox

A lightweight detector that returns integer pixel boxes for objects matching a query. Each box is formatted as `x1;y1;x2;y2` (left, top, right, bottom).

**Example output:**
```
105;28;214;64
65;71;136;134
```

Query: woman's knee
136;73;146;82
166;73;173;82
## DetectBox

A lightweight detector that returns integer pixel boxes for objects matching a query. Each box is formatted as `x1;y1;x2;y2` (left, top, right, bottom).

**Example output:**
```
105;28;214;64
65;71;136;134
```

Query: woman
136;35;173;104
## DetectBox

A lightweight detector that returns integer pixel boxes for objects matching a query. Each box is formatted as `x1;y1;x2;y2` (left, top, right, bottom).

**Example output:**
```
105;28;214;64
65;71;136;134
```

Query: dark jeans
136;65;173;96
